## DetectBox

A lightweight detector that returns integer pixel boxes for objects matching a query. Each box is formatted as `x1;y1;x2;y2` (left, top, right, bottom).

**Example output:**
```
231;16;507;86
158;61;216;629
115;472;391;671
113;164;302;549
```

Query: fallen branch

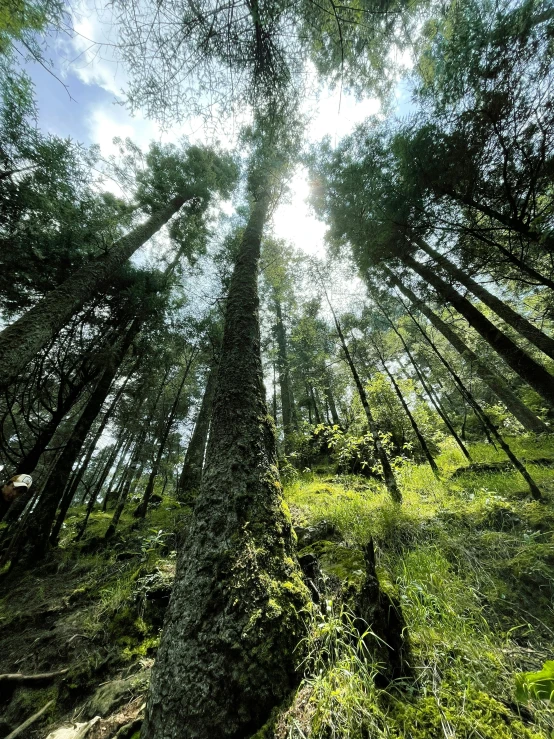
5;699;54;739
0;668;69;688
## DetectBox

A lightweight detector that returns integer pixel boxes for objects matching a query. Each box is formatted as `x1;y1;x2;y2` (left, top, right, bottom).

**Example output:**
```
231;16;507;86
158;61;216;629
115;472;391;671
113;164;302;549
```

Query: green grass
279;435;554;738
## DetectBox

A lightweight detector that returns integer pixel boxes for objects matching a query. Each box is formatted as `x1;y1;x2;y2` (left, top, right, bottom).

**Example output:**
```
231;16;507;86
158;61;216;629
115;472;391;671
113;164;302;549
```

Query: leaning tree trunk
0;196;186;394
136;350;196;518
142;190;311;739
375;348;439;476
401;253;554;408
411;311;542;500
371;294;472;460
385;267;549;433
50;362;138;543
319;278;401;501
21;318;141;558
414;237;554;361
177;364;218;502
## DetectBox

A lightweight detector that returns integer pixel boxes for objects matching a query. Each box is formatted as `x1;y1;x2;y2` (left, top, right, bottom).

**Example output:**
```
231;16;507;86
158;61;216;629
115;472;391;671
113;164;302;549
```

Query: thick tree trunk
0;196;185;394
402;253;554;407
415;237;554;360
142;192;311;739
21;319;141;558
308;384;322;424
385;267;549;432
177;364;217;502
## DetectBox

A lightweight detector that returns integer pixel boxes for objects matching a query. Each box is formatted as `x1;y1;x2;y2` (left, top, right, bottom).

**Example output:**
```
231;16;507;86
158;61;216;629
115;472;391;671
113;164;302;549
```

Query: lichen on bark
142;191;311;739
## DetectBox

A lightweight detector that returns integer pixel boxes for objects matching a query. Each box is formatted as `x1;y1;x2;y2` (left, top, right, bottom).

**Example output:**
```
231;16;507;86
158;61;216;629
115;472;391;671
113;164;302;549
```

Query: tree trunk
415;237;554;360
105;446;146;538
274;299;296;440
411;311;542;499
50;363;137;543
177;364;217;502
0;196;186;394
324;380;341;426
142;191;311;739
377;350;439;475
330;308;401;501
101;432;133;512
385;266;549;432
136;351;196;517
372;295;472;460
75;439;122;540
402;253;554;407
20;318;141;558
308;384;322;424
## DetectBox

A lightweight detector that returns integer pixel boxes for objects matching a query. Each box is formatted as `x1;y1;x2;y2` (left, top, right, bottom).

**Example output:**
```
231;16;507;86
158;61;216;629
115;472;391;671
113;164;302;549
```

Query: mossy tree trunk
142;190;311;739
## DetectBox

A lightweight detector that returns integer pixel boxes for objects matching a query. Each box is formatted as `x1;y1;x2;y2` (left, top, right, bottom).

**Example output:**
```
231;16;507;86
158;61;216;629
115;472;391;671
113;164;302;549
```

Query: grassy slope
0;436;553;738
274;436;554;738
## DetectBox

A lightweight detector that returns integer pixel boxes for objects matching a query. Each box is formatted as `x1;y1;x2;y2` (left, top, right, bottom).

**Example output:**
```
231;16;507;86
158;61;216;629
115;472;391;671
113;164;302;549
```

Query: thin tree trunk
136;350;196;517
415;237;554;360
410;311;542;499
142;188;310;739
101;433;133;512
324;297;401;500
385;266;549;432
0;196;186;394
401;253;554;407
50;363;137;543
75;440;122;540
177;364;217;502
375;347;439;475
324;380;341;426
20;319;141;558
373;295;472;460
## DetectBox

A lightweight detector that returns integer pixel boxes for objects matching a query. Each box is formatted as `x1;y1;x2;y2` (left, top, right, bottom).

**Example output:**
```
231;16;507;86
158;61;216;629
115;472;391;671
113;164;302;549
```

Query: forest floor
1;436;554;738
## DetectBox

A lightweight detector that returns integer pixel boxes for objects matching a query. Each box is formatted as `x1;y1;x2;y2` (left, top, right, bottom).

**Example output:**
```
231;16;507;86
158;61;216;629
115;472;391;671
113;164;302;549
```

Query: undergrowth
279;435;554;738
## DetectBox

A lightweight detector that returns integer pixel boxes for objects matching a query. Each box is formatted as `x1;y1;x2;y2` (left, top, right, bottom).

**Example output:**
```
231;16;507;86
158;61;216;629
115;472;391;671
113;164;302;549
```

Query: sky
24;10;414;263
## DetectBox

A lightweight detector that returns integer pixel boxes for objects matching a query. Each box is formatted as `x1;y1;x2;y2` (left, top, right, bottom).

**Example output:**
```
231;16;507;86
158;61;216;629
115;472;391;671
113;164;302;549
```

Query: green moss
390;687;545;739
299;540;365;586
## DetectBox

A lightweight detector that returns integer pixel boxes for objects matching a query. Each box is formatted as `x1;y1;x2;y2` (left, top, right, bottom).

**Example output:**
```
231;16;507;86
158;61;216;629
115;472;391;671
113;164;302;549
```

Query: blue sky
22;16;415;256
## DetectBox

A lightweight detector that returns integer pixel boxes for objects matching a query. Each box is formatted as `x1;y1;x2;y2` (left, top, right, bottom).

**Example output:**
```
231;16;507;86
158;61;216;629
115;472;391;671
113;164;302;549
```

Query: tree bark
0;196;186;394
142;191;310;739
136;350;196;517
177;364;217;502
376;350;439;475
411;311;542;500
402;253;554;406
21;319;141;558
385;266;550;432
274;299;296;440
415;237;554;361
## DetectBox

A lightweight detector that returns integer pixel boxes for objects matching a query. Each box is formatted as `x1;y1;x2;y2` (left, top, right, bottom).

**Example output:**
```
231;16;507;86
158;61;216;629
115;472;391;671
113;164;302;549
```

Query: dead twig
0;667;69;687
4;699;54;739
